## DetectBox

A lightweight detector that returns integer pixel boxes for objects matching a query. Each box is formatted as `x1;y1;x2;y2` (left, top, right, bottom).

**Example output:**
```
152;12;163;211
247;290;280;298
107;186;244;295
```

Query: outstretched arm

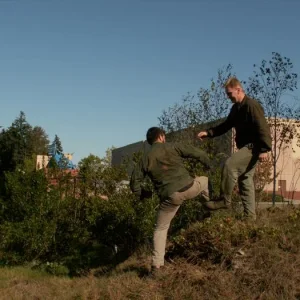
198;107;235;139
173;143;211;169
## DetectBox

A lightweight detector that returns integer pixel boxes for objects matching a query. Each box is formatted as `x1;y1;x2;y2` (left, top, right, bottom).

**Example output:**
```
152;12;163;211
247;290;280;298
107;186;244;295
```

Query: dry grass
1;206;300;300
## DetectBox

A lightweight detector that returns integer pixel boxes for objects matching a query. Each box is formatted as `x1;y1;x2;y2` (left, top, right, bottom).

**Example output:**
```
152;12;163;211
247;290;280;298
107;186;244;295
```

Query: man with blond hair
197;77;272;220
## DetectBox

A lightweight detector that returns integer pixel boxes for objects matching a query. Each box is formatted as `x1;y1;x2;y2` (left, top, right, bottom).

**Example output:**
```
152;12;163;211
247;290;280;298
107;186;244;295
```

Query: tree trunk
272;116;277;206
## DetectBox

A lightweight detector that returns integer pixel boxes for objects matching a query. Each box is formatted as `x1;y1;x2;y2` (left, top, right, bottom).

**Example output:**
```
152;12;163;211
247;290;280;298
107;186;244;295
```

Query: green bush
0;167;98;265
169;214;281;265
87;190;159;256
0;159;222;272
37;261;70;276
0;166;159;270
0;168;61;262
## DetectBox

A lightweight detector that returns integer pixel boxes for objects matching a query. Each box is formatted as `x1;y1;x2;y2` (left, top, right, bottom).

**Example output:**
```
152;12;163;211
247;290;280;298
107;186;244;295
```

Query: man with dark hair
197;77;272;220
130;127;211;272
146;127;166;145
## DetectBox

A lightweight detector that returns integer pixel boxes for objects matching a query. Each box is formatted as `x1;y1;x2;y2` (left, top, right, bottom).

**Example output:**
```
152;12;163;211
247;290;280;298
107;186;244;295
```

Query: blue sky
1;0;299;163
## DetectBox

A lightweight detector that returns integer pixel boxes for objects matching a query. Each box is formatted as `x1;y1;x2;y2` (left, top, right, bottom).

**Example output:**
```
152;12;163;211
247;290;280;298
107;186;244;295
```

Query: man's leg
220;152;241;206
152;200;180;268
205;147;257;210
170;176;210;205
194;176;210;202
152;176;210;267
238;157;258;220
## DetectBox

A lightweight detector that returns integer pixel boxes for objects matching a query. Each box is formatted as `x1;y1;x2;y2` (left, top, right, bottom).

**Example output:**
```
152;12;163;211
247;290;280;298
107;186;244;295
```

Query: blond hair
224;77;243;89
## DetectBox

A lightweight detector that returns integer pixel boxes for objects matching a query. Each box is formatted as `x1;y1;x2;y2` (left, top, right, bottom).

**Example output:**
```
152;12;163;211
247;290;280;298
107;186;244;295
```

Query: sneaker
148;265;161;278
204;200;229;210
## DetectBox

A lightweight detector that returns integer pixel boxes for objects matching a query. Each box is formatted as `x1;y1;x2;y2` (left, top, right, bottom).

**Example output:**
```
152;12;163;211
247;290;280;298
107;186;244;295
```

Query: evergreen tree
53;134;63;154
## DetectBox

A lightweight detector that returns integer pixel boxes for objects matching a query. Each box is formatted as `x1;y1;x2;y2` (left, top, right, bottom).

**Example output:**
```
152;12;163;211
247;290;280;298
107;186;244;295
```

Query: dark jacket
130;142;211;200
207;95;272;153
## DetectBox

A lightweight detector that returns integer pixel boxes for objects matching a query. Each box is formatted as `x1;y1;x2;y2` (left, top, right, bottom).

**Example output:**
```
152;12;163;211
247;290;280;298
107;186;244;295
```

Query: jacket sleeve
130;158;146;198
250;103;272;153
173;143;211;169
207;106;235;137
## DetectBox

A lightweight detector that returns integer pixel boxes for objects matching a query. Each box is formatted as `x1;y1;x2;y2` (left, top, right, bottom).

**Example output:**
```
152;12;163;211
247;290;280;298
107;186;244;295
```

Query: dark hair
146;127;165;145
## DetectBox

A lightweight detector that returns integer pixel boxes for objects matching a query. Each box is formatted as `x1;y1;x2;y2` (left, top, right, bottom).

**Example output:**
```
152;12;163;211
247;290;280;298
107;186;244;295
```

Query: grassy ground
1;206;300;300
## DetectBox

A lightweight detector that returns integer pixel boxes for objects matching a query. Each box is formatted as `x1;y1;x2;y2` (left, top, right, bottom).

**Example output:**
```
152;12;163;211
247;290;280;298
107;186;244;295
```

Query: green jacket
130;142;211;200
207;95;272;153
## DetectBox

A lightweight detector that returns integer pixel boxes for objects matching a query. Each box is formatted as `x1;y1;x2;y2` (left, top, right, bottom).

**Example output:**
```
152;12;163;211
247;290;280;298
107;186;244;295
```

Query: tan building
262;118;300;200
36;155;51;170
231;118;300;200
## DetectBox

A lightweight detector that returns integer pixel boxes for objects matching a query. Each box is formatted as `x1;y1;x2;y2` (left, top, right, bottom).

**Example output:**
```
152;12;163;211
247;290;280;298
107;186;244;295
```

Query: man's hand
197;131;208;140
259;152;269;162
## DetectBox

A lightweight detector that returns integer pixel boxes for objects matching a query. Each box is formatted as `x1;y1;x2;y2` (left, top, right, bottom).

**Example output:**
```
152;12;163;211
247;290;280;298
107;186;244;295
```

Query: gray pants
152;176;209;268
221;146;258;219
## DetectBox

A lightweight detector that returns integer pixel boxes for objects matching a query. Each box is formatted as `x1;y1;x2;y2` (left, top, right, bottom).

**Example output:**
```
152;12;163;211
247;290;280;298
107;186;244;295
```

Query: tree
253;158;273;196
159;65;234;152
158;65;235;196
78;154;127;198
102;146;116;168
28;126;50;155
0;111;34;175
53;134;63;154
246;52;299;204
78;154;104;197
288;158;300;200
10;111;33;165
0;128;16;175
0;112;52;180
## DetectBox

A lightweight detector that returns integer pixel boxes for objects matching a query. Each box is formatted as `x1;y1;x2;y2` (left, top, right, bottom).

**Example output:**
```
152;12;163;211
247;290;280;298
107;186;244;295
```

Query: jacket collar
237;95;248;108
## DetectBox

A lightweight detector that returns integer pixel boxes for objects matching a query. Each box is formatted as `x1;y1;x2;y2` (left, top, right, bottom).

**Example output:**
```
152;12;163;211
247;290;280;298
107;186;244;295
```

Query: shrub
0;166;159;271
0;168;93;265
168;213;282;265
37;261;70;276
87;190;159;256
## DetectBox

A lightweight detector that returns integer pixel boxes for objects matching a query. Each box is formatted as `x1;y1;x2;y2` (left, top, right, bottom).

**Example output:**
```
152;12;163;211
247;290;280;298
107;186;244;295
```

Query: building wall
229;118;300;200
111;141;150;175
36;155;51;170
264;127;300;199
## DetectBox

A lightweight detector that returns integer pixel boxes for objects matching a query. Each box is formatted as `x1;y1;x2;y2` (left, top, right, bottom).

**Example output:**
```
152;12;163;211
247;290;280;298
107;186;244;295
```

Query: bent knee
223;157;238;173
195;176;208;189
